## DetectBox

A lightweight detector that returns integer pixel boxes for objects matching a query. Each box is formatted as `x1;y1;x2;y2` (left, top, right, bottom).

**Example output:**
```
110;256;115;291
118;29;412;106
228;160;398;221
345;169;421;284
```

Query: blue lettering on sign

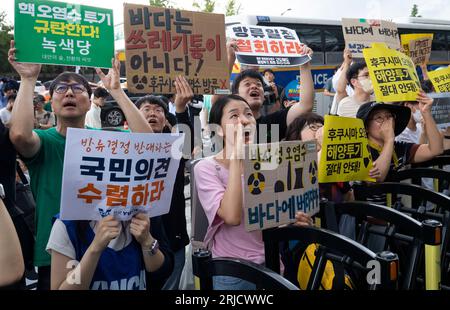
248;189;320;228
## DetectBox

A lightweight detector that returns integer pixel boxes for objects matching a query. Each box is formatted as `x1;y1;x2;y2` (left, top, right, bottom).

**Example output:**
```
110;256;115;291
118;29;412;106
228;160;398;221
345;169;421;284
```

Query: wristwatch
143;239;159;256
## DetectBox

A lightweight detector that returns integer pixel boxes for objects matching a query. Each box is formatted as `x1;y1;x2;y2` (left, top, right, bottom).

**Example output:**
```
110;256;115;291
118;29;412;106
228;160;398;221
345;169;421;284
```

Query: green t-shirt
23;127;65;266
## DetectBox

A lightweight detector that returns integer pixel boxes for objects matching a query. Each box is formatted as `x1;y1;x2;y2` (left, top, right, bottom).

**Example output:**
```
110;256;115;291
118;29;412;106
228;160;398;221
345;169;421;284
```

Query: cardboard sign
342;18;400;58
319;115;374;183
60;128;183;221
14;0;114;68
124;4;229;95
363;43;421;102
428;67;450;93
401;33;433;66
244;141;320;232
227;25;311;67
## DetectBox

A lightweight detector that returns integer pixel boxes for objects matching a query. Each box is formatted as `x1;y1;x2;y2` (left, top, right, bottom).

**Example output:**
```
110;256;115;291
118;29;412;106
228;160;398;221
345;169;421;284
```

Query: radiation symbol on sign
309;160;318;185
132;75;148;90
247;172;265;195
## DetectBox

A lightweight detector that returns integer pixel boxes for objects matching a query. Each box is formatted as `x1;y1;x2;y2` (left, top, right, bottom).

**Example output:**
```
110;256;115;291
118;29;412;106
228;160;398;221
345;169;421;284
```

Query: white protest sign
60;128;183;221
244;141;320;232
342;18;400;58
226;24;311;67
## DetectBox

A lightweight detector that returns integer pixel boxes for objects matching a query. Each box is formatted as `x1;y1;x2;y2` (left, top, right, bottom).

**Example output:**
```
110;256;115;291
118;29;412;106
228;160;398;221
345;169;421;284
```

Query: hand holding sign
8;40;41;80
96;54;121;92
130;213;152;247
417;90;433;114
293;211;313;227
91;215;121;253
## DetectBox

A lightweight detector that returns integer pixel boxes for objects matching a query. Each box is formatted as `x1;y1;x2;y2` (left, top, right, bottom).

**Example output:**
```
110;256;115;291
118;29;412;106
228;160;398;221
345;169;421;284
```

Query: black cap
356;101;411;136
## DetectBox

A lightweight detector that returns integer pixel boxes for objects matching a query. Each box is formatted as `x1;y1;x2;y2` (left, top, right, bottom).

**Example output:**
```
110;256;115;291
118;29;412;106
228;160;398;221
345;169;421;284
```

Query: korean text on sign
60;128;183;221
363;43;421;102
244;141;319;232
319;115;375;183
226;24;311;67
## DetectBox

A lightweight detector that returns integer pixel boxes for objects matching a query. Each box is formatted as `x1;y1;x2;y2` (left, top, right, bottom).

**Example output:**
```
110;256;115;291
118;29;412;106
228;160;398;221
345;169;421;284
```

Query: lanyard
368;140;399;168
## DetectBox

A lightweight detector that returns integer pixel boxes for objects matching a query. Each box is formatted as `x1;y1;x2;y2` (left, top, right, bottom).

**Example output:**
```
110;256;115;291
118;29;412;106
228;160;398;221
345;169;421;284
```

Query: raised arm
0;199;24;286
335;48;352;106
412;91;444;163
174;76;195;157
8;40;42;158
96;55;152;133
286;46;314;126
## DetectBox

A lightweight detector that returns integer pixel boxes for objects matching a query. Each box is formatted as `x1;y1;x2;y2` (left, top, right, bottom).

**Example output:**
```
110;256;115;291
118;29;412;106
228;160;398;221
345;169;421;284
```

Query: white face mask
412;109;423;123
359;78;374;94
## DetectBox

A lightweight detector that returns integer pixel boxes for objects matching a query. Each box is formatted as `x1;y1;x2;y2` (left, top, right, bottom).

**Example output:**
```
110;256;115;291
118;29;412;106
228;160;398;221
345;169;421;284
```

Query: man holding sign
7;39;158;289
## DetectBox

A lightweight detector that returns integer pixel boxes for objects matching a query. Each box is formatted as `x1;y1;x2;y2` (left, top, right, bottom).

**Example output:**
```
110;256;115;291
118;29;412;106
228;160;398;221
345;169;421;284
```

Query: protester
85;86;109;129
47;212;172;290
8;39;153;290
194;95;312;290
285;113;354;203
135;76;194;290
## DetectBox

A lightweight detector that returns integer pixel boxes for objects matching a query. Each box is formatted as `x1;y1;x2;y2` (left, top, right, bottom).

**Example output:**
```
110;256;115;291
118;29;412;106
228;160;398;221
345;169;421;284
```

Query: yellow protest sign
319;115;375;183
400;33;433;66
363;43;421;102
428;67;450;93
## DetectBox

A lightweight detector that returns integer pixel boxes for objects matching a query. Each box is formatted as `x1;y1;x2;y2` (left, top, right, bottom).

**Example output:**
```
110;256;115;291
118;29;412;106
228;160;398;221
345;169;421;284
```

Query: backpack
297;243;355;290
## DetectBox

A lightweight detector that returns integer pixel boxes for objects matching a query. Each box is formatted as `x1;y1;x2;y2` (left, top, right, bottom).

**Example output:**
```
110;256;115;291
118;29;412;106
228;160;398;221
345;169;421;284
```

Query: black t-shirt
0;121;16;208
256;107;289;143
357;141;419;205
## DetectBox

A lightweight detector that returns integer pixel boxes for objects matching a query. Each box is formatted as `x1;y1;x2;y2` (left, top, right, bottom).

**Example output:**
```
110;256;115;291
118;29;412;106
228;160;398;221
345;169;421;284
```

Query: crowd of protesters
0;23;449;291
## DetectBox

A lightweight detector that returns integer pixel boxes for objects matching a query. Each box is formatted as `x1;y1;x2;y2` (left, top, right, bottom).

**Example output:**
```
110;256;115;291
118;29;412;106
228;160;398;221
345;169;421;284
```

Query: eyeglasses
54;83;87;94
356;73;370;79
306;123;323;131
370;113;396;124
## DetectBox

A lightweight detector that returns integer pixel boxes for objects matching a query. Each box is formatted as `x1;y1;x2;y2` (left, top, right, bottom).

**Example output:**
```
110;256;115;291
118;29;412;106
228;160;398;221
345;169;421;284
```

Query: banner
401;33;433;66
14;0;114;68
428;67;450;93
60;128;183;221
319;115;374;183
244;141;320;232
342;18;400;58
124;4;229;95
363;43;421;102
227;25;311;67
429;93;450;130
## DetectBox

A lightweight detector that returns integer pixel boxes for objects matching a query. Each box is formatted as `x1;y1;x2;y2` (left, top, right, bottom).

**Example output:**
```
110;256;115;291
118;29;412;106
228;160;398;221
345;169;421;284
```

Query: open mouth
148;119;158;124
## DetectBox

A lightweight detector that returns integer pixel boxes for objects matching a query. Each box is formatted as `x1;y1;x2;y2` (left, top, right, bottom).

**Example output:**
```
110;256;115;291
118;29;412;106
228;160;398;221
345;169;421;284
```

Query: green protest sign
14;0;114;68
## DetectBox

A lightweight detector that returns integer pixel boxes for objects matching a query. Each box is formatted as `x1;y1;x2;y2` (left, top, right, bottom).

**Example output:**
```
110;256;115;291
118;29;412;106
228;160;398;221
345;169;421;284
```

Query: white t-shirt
330;68;354;115
0;108;11;125
396;124;423;144
85;103;102;129
46;219;133;259
336;96;368;118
